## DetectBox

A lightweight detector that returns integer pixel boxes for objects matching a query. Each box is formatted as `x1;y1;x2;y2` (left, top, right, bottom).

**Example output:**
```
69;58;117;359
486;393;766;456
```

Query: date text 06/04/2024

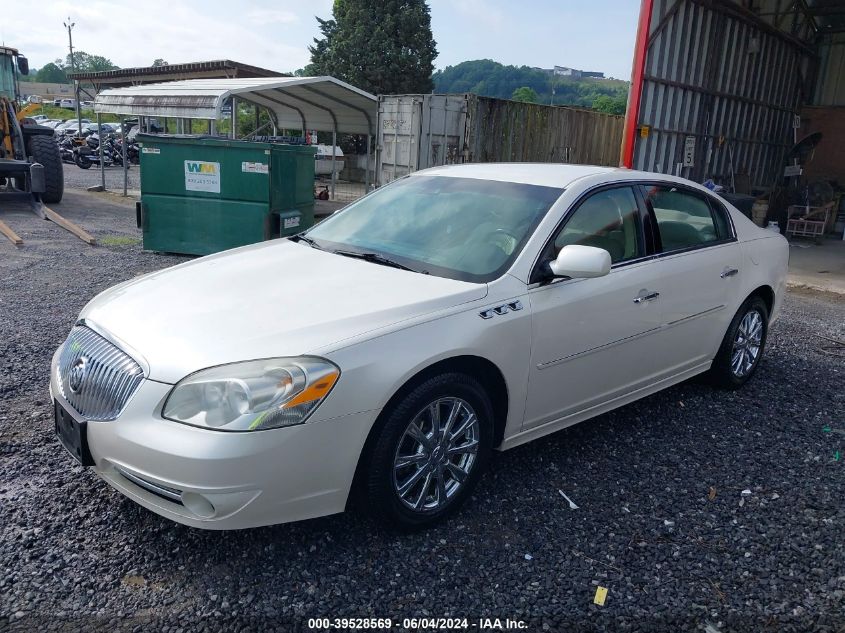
307;618;528;630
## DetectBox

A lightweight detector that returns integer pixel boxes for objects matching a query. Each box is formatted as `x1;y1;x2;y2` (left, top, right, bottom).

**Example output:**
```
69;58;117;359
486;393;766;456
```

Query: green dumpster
137;134;316;255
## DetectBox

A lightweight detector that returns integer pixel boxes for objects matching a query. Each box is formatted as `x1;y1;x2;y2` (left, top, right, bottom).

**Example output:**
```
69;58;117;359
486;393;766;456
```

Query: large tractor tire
28;135;64;203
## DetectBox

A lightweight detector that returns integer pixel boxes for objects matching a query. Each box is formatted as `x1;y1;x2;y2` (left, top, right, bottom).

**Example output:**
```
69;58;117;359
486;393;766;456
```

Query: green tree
309;0;437;95
64;51;119;73
151;58;169;67
433;59;629;109
511;86;539;103
591;94;627;114
34;62;69;84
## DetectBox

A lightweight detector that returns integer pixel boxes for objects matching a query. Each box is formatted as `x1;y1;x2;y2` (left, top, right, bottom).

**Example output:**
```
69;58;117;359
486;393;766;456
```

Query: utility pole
63;18;82;137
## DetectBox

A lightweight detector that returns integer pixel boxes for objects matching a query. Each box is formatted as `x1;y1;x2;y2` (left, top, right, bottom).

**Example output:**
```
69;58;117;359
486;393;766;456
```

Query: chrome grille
56;326;144;420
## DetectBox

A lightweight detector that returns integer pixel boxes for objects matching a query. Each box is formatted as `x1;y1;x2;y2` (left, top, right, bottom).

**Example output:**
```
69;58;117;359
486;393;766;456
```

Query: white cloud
2;0;638;84
4;0;326;73
246;9;299;24
441;0;506;31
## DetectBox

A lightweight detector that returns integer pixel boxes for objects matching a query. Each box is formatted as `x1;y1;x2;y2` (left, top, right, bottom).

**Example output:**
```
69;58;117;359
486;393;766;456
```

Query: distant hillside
432;59;629;114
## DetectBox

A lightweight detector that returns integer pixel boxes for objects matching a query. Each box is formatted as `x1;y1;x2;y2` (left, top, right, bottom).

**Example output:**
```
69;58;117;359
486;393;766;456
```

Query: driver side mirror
548;245;611;279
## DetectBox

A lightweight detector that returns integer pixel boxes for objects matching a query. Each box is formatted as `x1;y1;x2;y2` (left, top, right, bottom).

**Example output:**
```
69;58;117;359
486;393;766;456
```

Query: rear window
642;185;730;252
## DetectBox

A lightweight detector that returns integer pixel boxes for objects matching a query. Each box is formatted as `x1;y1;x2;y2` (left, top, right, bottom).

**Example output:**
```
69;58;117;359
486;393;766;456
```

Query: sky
1;0;640;80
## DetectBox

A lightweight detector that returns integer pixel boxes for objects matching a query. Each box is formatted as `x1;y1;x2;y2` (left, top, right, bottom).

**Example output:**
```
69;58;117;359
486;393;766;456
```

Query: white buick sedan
51;164;788;530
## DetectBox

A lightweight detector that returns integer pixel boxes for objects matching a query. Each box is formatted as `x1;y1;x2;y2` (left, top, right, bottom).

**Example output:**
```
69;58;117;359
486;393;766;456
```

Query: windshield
305;175;563;283
0;54;16;100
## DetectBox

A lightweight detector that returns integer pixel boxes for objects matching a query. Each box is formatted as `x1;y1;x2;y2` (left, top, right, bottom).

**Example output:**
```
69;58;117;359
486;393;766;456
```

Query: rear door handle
633;291;660;304
721;268;739;278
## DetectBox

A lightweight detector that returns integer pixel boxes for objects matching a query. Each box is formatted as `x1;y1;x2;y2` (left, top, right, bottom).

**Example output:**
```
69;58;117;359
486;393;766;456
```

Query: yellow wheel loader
0;47;93;246
0;47;63;203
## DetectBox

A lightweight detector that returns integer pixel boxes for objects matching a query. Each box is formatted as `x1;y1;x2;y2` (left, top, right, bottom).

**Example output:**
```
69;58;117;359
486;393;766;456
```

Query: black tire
364;372;493;530
27;135;64;203
708;296;769;390
74;154;92;169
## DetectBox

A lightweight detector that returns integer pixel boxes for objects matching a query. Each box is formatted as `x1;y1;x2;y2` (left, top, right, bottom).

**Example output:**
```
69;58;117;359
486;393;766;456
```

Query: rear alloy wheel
731;310;764;378
364;373;493;529
709;296;769;389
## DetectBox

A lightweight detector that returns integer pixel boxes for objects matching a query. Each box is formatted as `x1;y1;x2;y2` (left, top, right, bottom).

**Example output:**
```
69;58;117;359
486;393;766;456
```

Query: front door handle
721;268;739;278
633;291;660;304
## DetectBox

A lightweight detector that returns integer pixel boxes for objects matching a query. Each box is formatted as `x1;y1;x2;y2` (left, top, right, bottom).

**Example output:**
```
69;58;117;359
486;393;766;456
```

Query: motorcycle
73;133;113;169
105;134;138;167
57;134;77;164
126;139;140;165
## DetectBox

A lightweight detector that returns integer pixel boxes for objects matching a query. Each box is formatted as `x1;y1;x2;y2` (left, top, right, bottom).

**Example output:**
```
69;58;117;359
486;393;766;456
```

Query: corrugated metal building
804;29;845;185
624;0;845;191
814;31;845;105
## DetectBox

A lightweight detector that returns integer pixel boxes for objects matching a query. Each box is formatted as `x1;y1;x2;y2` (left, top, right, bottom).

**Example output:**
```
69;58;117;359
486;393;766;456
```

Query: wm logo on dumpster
184;160;221;193
185;161;218;174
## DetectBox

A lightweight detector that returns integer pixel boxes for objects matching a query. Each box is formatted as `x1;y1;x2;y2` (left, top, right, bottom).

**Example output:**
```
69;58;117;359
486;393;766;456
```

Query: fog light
181;492;216;518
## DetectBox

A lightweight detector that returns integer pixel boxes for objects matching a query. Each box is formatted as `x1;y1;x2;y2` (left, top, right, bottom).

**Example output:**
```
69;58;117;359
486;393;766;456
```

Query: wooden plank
0;219;23;246
42;206;97;245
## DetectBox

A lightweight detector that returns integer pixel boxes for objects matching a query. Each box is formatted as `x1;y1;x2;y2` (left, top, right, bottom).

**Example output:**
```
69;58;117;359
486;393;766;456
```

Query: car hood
80;240;487;383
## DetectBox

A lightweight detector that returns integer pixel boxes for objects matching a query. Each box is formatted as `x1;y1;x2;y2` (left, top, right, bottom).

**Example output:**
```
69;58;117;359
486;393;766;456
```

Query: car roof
411;163;715;192
413;163;622;188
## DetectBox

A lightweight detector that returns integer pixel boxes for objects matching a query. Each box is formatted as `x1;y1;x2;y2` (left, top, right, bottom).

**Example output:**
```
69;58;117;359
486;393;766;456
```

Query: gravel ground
1;189;844;632
61;162;141;193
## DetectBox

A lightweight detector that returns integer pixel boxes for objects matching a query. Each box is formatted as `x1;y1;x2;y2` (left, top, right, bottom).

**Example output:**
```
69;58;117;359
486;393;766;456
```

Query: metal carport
93;76;377;197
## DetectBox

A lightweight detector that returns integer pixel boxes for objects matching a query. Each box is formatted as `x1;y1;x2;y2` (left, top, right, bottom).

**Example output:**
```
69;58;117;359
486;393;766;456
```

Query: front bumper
50;352;377;529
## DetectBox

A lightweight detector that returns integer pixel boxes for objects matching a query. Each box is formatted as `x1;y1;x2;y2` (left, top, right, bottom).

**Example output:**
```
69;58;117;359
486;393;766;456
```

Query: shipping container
376;94;624;186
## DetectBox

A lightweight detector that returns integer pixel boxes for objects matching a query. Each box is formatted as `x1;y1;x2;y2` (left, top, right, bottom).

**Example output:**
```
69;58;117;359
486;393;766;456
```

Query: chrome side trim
115;467;183;504
501;362;712;451
537;326;663;370
665;304;725;327
537;304;726;370
479;300;523;319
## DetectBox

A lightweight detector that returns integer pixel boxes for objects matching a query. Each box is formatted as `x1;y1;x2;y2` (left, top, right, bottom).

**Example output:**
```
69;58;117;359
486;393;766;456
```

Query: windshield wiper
289;234;323;250
333;250;416;272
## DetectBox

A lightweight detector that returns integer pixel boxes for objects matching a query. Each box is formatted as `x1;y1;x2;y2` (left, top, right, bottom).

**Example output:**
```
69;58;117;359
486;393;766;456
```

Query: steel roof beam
693;0;818;53
300;84;373;136
642;73;802;114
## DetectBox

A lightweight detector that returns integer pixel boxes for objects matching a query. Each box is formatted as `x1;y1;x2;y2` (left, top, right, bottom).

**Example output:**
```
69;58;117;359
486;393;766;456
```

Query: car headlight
162;357;339;431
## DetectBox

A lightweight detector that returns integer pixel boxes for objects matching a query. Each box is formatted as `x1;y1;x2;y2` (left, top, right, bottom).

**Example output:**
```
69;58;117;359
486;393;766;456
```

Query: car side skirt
498;361;711;451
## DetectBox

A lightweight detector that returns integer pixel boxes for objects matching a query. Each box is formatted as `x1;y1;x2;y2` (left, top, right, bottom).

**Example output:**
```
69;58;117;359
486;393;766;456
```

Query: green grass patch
99;235;140;247
27;104;121;123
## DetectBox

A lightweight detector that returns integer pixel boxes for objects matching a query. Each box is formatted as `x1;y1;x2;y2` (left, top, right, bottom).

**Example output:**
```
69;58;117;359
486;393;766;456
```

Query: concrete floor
787;237;845;295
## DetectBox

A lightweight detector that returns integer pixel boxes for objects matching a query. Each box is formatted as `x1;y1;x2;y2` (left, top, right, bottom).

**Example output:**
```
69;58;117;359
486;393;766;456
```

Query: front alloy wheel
363;372;493;529
393;397;480;512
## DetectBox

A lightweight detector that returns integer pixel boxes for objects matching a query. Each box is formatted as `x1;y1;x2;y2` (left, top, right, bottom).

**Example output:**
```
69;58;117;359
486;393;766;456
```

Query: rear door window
642;185;729;253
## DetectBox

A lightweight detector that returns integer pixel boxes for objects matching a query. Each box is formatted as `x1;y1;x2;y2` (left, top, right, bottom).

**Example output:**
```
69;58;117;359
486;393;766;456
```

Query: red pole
620;0;654;168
